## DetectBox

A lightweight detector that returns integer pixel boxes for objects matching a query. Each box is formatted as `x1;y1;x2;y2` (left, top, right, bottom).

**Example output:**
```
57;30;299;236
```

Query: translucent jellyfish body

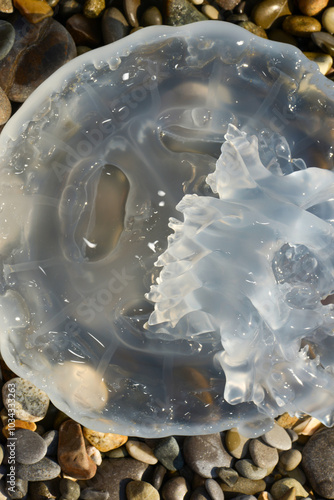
1;22;334;437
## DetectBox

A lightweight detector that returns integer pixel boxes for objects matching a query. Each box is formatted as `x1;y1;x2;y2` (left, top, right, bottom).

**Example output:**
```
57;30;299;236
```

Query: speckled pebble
83;0;104;17
261;422;292;451
225;428;250;459
297;0;328;16
154;436;184;472
205;478;225;500
126;480;159;500
165;0;207;25
83;427;128;452
249;439;279;469
235;459;268;480
161;476;189;500
0;21;15;61
0;86;11;126
282;15;322;37
184;434;233;479
126;440;158;465
16;457;61;481
270;478;308;499
105;446;128;458
15;428;47;465
59;478;81;500
2;378;49;422
0;0;13;13
217;467;239;487
303;51;333;74
279;449;302;471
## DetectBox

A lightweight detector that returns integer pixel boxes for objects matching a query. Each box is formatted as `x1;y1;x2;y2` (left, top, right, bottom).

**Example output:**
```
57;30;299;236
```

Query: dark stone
0;20;15;61
183;434;233;479
102;7;129;44
15;429;47;465
154;436;184;472
141;6;163;26
66;13;102;47
17;457;61;481
0;14;76;102
302;428;334;498
42;429;59;457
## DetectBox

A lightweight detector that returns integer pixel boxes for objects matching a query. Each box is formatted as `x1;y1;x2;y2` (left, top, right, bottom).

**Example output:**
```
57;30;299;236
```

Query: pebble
66;14;101;47
86;445;103;466
12;0;53;23
184;434;233;479
80;487;110;499
83;0;104;18
165;0;207;26
261;422;292;451
235;459;268;480
58;420;97;480
124;0;140;27
141;6;163;26
2;378;49;422
191;487;211;499
154;436;184;472
152;463;166;490
105;446;128;458
311;32;334;57
83;427;128;452
238;21;268;38
279;449;302;472
0;446;3;466
102;7;129;44
126;480;159;500
0;0;13;13
161;476;190;500
306;51;333;73
201;4;219;19
220;477;266;496
217;467;239;486
59;478;81;500
42;429;58;457
249;439;279;469
322;7;334;34
16;457;61;481
3;419;37;438
205;478;225;500
15;428;47;465
225;428;250;459
297;0;328;16
126;440;158;465
267;28;297;46
276;413;299;430
215;0;239;8
87;457;151;500
301;427;334;498
282;15;322;37
251;0;292;30
270;478;308;499
0;87;11;126
6;478;28;498
29;479;61;499
0;21;15;61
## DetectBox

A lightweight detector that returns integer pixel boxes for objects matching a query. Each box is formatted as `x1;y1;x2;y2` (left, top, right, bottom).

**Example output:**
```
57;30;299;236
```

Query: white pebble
126;440;158;465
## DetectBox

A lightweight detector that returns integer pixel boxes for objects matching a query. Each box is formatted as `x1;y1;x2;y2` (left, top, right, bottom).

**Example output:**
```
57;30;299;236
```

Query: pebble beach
1;0;334;499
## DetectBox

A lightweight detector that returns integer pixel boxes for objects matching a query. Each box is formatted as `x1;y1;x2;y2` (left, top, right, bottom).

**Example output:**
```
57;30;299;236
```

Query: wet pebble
141;6;162;26
261;422;292;451
249;439;279;469
86;445;103;466
0;21;15;61
301;427;334;498
205;478;225;500
282;15;322;37
161;476;189;500
59;0;82;17
13;0;53;23
238;21;268;38
126;480;159;500
312;31;334;56
235;459;268;480
304;51;333;74
83;0;105;18
126;440;158;465
154;436;184;472
165;0;207;25
16;457;61;481
225;428;249;459
83;427;128;452
297;0;328;16
102;7;129;43
215;0;239;8
270;478;308;499
15;428;47;465
251;0;292;30
183;434;233;479
124;0;140;27
322;7;334;34
66;14;101;47
59;478;81;500
0;87;11;126
58;420;97;480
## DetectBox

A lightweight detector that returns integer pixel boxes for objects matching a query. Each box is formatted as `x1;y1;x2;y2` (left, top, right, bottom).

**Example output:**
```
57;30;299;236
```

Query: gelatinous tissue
0;21;334;437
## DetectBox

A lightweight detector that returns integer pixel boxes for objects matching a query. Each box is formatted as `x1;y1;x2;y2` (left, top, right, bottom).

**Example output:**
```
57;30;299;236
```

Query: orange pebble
3;419;37;438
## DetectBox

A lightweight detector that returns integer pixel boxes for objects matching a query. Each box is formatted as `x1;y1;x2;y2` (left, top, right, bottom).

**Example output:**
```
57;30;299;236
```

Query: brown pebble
297;0;328;17
2;419;37;438
141;6;162;26
276;413;299;429
58;420;97;480
277;487;296;500
13;0;53;23
66;13;101;47
124;0;140;27
239;21;268;38
0;86;11;125
251;0;293;30
161;476;189;499
126;480;159;500
220;476;266;495
83;0;105;18
83;427;128;452
0;0;13;13
282;15;322;37
215;0;239;8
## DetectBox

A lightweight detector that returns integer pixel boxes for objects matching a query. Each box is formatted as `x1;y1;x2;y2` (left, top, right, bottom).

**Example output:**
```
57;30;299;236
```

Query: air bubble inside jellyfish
1;21;334;437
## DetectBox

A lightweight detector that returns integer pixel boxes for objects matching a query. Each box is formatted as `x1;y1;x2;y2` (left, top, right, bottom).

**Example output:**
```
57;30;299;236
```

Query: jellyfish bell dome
1;21;334;437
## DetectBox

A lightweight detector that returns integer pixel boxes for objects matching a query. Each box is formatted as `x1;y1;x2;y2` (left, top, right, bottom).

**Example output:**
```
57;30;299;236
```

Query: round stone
66;13;101;47
235;459;268;480
220;477;266;496
225;428;250;459
16;457;61;481
102;7;129;44
105;446;128;458
205;478;225;500
126;440;158;465
270;478;309;499
249;439;279;469
59;478;81;500
311;31;334;57
0;21;15;61
126;480;159;500
251;0;292;30
15;428;47;465
201;4;219;19
303;52;333;74
6;478;28;498
301;427;334;498
322;7;334;34
161;476;190;500
83;427;128;452
141;6;162;26
183;434;233;479
261;422;292;451
282;15;322;37
217;467;239;486
297;0;328;16
2;378;49;422
124;0;140;27
154;436;184;472
0;86;11;126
